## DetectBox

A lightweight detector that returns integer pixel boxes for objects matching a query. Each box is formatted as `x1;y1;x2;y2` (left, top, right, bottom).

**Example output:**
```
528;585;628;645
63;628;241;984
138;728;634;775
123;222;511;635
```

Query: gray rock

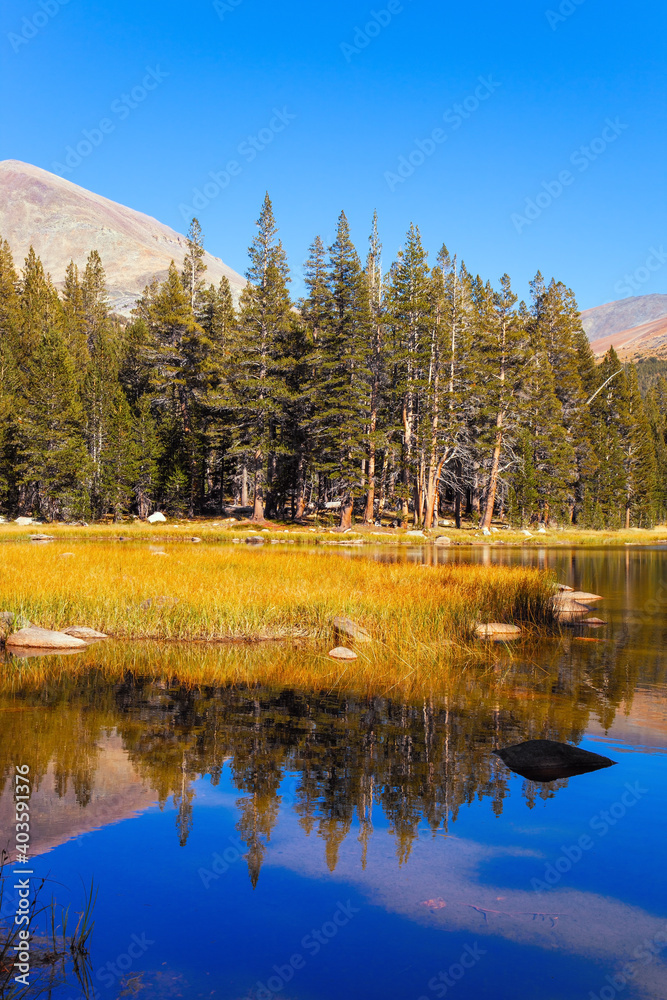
494;739;616;782
333;616;372;644
30;533;54;541
62;626;108;639
434;535;451;546
0;612;32;629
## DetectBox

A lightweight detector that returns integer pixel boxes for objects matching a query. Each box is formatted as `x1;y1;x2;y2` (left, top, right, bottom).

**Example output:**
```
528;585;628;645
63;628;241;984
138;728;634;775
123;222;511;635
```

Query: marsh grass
0;852;96;1000
0;543;554;647
1;521;667;548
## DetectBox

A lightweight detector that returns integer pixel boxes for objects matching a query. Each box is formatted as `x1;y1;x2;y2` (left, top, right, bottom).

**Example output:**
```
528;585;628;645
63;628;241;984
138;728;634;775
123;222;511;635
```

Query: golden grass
0;542;554;660
1;520;666;548
0;634;565;704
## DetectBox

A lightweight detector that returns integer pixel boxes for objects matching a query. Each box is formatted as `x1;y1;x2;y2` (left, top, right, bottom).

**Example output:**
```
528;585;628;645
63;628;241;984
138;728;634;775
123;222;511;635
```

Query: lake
1;545;666;1000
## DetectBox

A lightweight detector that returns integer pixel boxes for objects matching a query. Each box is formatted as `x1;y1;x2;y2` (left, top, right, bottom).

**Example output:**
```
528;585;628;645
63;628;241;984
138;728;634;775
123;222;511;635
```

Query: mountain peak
0;159;246;314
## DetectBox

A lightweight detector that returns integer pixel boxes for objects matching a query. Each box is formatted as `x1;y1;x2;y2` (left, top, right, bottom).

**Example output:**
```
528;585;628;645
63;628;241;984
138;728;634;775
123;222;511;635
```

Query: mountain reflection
1;627;660;886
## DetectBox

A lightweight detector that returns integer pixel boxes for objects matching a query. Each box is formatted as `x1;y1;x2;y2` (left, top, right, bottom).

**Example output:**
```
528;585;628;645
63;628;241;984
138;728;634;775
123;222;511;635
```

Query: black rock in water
494;739;616;782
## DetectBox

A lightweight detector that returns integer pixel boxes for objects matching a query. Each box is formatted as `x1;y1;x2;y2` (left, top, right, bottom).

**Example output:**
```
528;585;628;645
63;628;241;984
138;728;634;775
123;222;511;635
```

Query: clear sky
1;0;665;310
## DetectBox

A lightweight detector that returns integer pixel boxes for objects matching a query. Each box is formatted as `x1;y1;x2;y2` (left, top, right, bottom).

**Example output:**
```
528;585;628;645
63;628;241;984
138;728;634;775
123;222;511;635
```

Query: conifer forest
1;195;665;529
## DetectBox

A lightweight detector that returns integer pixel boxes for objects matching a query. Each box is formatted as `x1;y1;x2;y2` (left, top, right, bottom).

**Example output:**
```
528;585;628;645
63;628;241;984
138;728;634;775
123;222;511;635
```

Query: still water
1;546;666;1000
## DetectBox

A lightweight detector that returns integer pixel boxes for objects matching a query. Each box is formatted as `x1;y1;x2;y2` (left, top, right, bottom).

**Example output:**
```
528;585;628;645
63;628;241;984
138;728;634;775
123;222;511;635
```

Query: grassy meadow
0;540;555;680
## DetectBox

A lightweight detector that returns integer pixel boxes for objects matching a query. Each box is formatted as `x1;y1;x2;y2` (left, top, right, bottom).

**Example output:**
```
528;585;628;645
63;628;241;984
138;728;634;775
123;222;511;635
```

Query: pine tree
231;194;293;520
421;247;473;528
0;240;21;511
315;212;371;529
181;218;207;311
619;365;659;526
138;262;210;516
61;260;88;374
386;225;431;525
20;328;88;520
587;349;628;527
133;395;161;518
475;274;527;529
19;247;62;359
99;388;140;520
363;211;386;523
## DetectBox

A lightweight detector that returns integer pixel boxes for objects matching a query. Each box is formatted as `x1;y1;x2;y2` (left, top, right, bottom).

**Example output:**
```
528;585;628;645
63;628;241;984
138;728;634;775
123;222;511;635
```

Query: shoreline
1;522;667;548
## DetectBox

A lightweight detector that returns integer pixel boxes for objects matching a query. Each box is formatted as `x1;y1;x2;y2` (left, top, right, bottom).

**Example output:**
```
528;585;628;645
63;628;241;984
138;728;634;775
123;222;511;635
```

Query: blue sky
1;0;665;309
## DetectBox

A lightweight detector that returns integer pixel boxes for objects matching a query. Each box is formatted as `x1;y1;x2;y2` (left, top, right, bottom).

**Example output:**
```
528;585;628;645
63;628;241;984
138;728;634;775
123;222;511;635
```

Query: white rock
6;627;86;650
406;530;425;538
481;527;491;536
328;646;358;660
147;512;167;523
15;517;33;526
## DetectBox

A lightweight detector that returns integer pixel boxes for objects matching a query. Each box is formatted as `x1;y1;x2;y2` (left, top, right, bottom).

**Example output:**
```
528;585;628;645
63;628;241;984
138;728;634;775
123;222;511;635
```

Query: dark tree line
0;196;665;527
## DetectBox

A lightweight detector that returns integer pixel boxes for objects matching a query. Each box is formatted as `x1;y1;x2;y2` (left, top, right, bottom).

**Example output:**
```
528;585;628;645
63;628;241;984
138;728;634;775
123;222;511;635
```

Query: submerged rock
62;626;108;639
333;616;372;644
494;739;616;782
475;623;521;639
6;627;86;650
328;646;358;661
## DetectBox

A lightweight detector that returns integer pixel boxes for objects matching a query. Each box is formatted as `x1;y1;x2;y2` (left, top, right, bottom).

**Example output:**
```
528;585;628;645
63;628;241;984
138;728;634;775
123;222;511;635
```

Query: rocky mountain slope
581;293;667;360
0;159;246;315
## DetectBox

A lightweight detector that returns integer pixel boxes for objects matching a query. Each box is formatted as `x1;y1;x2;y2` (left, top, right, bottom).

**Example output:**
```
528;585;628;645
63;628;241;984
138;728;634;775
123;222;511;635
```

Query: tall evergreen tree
231;194;293;520
181;217;207;311
20;328;88;520
316;211;371;529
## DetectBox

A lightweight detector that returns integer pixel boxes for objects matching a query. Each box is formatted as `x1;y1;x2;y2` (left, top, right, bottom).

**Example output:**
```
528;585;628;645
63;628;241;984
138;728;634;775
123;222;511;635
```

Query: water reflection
0;547;666;999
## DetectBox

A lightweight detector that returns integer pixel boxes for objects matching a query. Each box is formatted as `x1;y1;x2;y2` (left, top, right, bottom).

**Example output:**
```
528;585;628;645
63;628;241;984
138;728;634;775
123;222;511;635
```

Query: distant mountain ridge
580;294;667;360
0;159;247;315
